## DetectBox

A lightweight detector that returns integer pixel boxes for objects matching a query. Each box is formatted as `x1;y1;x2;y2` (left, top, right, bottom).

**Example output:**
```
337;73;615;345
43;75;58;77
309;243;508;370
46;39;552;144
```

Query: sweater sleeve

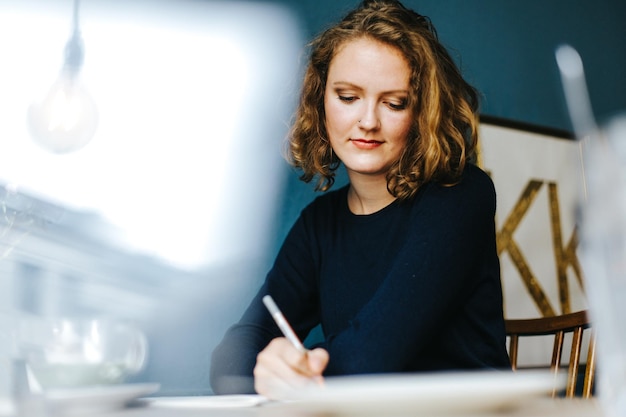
209;204;322;394
319;166;505;374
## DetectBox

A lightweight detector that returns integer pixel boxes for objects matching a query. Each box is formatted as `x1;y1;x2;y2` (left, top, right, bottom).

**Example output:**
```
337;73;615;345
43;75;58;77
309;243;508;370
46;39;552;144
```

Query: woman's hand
253;337;329;400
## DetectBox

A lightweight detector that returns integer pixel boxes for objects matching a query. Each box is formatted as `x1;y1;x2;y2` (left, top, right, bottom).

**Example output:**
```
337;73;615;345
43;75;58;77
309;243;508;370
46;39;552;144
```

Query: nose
358;102;380;130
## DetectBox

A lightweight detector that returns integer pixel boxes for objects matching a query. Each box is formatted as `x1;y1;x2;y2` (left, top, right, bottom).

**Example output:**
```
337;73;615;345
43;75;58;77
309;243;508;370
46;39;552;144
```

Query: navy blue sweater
210;164;510;394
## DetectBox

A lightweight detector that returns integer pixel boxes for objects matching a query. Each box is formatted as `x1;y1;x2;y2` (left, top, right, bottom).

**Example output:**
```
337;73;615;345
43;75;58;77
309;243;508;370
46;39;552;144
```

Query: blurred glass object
558;45;626;416
0;314;17;417
1;185;37;261
579;115;626;416
0;0;303;397
0;0;301;270
19;316;147;390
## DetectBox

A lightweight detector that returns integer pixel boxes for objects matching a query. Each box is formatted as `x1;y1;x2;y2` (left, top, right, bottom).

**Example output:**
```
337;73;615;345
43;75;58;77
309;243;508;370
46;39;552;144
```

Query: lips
350;138;383;149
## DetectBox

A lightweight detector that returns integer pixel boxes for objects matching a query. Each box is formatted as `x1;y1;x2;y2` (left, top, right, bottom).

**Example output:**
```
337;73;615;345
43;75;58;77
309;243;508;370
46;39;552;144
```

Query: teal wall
268;0;626;255
274;0;626;131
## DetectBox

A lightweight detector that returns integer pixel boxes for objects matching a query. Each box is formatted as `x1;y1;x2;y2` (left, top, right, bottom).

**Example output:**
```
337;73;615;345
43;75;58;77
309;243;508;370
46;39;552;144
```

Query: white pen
262;295;307;354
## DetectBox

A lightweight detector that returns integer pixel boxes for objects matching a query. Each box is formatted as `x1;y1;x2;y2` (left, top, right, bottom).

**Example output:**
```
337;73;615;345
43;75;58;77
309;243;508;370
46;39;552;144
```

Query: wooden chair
505;310;596;398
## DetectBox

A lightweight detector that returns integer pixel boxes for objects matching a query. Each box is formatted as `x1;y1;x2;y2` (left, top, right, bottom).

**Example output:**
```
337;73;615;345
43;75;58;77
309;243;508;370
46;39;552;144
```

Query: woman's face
324;37;413;180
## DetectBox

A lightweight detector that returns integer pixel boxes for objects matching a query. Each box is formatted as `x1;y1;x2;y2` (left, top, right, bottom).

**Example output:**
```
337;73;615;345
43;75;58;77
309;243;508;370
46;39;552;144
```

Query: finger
254;339;313;398
307;348;329;375
254;369;296;399
265;338;315;377
256;345;302;379
254;355;313;399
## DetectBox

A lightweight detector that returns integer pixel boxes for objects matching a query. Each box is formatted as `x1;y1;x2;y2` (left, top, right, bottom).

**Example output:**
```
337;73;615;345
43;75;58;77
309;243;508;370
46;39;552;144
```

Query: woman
210;0;510;398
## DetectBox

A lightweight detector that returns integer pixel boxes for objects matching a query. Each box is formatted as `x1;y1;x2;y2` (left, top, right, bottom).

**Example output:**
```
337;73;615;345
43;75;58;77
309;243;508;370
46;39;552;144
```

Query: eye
338;95;357;103
387;99;408;111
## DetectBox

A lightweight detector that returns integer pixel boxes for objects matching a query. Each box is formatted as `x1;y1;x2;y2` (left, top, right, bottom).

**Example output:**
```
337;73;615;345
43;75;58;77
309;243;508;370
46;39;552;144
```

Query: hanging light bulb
27;0;98;154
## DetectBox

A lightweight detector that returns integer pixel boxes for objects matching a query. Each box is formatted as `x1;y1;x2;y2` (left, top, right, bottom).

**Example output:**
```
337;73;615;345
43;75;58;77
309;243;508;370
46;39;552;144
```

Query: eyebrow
331;81;409;95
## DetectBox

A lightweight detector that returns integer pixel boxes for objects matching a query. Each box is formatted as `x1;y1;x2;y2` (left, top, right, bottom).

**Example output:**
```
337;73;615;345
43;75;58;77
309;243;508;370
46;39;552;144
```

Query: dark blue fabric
210;164;510;394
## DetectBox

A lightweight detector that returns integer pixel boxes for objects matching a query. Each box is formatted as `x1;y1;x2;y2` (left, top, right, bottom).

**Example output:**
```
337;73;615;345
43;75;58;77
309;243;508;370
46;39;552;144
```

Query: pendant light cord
64;0;84;75
73;0;80;34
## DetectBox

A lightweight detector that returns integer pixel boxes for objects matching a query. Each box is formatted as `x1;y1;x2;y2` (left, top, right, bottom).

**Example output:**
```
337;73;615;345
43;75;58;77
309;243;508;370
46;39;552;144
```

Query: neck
347;174;396;215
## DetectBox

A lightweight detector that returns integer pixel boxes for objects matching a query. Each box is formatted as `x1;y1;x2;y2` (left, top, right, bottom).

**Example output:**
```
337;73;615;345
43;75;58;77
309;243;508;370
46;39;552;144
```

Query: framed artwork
479;116;588;320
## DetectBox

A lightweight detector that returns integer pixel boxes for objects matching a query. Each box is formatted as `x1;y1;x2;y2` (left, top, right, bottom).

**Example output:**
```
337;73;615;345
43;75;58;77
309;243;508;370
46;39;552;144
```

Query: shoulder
302;185;349;216
429;164;494;197
414;164;496;215
459;163;496;197
287;185;349;236
280;185;349;255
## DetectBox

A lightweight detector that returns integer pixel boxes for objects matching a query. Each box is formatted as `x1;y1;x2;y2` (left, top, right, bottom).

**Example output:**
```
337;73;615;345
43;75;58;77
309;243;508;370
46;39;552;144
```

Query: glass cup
18;316;148;390
580;113;626;416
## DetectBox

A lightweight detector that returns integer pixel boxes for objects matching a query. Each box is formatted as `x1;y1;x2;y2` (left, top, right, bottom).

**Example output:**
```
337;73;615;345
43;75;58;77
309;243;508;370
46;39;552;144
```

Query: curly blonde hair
288;0;479;200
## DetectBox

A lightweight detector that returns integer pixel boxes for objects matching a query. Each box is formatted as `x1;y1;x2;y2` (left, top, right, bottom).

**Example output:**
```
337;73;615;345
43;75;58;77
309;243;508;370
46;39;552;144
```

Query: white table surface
6;370;608;417
95;397;604;417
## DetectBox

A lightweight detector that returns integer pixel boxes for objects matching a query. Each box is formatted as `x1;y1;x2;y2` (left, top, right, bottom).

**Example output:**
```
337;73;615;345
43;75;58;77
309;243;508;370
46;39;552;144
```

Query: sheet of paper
144;395;268;409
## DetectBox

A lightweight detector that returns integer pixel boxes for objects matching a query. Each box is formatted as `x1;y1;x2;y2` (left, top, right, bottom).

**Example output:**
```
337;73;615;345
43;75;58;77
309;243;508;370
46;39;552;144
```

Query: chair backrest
505;310;596;398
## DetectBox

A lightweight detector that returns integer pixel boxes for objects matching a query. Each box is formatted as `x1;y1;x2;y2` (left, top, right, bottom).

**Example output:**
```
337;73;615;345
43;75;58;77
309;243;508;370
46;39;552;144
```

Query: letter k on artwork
496;179;584;317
